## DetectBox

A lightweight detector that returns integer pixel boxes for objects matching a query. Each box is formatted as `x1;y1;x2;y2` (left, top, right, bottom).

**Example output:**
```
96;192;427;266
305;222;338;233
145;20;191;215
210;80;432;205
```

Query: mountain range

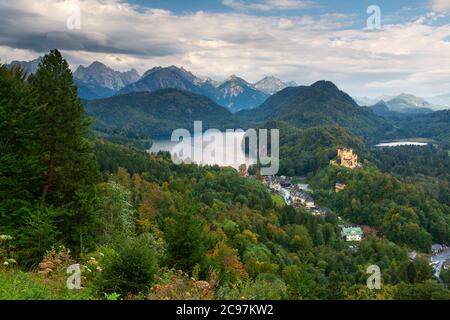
83;81;393;143
3;57;296;112
253;76;297;95
4;56;449;147
354;93;447;113
117;67;272;112
73;61;140;100
6;57;43;74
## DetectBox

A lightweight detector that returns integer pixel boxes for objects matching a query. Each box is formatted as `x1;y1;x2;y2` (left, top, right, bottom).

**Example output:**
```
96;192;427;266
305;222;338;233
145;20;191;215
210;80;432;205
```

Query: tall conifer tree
29;49;100;252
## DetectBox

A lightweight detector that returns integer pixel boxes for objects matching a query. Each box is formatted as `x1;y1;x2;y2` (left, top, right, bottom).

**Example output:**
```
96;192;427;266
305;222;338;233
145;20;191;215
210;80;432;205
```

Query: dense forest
0;50;449;300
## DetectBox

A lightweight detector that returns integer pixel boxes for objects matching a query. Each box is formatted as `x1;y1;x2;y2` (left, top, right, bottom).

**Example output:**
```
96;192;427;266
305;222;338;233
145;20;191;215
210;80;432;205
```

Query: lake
375;141;429;147
148;131;257;169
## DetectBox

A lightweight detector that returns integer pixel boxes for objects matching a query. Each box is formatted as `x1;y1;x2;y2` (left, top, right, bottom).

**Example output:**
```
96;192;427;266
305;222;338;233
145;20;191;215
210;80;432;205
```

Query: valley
1;51;450;301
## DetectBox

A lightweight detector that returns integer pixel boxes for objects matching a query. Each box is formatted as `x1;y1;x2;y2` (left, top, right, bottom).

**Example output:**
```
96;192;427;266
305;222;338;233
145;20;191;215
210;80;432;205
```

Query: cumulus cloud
0;0;450;96
429;0;450;12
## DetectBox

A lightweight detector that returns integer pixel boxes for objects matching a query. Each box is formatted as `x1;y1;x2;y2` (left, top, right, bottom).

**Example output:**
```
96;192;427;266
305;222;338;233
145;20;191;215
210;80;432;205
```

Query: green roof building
341;226;363;242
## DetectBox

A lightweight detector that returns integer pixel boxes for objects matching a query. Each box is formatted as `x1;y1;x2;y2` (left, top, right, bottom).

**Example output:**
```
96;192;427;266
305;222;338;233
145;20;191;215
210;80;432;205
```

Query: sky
1;0;450;97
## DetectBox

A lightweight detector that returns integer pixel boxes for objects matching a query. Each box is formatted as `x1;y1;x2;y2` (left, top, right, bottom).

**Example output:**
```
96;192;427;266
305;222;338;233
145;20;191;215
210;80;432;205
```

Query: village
261;148;364;243
260;148;450;280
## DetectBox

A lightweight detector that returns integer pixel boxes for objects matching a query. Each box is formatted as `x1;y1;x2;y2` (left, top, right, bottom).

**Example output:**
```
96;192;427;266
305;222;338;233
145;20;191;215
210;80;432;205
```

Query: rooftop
341;226;363;236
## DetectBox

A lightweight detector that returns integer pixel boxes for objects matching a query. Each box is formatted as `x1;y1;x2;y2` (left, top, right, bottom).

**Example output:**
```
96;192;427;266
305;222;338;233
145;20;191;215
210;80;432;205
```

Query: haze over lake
148;131;257;169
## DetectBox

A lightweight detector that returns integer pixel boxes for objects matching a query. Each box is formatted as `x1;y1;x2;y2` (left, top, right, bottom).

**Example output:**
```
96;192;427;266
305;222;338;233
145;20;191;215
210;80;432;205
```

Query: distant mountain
428;93;450;109
253;76;296;95
354;96;375;106
370;101;390;116
119;66;268;112
118;66;210;97
6;57;43;74
237;80;392;142
353;96;394;107
214;75;269;112
202;77;221;88
74;61;140;100
383;94;434;114
83;88;241;138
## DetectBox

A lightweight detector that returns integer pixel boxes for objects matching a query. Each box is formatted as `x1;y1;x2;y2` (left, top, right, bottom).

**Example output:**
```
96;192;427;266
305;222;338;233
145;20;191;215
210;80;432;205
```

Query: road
430;248;450;280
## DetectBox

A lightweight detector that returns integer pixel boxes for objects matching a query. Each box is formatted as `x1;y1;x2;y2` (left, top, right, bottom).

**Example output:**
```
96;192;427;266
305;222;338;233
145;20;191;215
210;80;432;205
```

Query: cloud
1;0;450;96
429;0;450;12
222;0;313;12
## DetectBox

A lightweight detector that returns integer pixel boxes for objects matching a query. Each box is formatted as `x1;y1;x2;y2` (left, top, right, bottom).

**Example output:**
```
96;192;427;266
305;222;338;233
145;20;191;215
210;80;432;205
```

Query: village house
341;226;363;242
431;243;445;255
269;182;281;192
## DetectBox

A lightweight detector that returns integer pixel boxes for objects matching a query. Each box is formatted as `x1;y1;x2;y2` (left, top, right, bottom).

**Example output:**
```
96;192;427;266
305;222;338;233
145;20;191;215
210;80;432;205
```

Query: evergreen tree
29;49;100;253
0;65;43;207
29;49;99;205
0;65;46;247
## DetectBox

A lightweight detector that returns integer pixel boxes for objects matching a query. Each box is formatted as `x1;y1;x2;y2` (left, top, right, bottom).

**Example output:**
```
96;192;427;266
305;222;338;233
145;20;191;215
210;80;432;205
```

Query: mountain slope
237;80;393;142
119;66;268;112
74;61;140;100
6;57;43;74
384;94;434;114
84;88;241;138
214;75;269;112
392;110;450;149
428;93;450;109
118;66;207;96
253;76;296;95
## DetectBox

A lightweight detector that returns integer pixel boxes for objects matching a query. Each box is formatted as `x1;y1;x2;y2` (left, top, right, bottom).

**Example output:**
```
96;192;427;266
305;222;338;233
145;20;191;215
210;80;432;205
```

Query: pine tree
0;65;45;237
29;49;99;205
29;49;100;253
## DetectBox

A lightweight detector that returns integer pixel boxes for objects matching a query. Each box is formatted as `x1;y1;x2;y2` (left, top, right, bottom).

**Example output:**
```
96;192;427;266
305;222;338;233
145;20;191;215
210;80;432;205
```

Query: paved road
430;248;450;280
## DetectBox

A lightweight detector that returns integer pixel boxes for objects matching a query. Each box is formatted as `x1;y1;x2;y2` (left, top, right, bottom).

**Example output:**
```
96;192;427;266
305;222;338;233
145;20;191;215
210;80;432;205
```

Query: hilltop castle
330;148;359;169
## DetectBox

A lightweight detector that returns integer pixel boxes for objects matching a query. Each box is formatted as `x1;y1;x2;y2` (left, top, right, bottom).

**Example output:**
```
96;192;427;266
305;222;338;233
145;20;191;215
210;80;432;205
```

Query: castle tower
332;148;359;169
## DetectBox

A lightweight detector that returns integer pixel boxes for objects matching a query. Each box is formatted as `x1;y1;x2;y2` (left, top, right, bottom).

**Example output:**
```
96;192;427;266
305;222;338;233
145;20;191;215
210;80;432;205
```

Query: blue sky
128;0;436;22
1;0;450;97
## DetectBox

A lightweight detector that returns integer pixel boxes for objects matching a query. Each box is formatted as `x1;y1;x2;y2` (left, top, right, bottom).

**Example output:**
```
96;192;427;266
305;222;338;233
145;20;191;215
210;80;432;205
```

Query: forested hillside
237;81;393;143
1;51;449;300
84;89;242;139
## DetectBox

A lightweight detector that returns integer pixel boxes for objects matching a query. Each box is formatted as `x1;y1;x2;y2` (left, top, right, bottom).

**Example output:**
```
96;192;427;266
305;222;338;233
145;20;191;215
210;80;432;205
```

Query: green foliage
95;182;135;244
223;276;288;300
162;203;208;273
389;110;450;149
29;49;100;206
84;89;242;139
311;165;450;250
13;207;61;267
1;53;449;300
370;145;450;180
237;81;392;143
95;236;159;295
394;280;450;300
282;264;317;299
264;122;365;176
0;65;44;203
0;270;92;300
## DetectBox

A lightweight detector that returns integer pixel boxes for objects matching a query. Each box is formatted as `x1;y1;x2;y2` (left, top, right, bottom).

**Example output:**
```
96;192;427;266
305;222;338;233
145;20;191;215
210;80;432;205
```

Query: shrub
149;268;217;300
96;236;158;296
222;276;288;300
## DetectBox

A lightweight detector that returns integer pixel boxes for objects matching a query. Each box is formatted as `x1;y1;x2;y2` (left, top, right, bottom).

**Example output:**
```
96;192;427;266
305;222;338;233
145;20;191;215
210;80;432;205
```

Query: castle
330;148;359;169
